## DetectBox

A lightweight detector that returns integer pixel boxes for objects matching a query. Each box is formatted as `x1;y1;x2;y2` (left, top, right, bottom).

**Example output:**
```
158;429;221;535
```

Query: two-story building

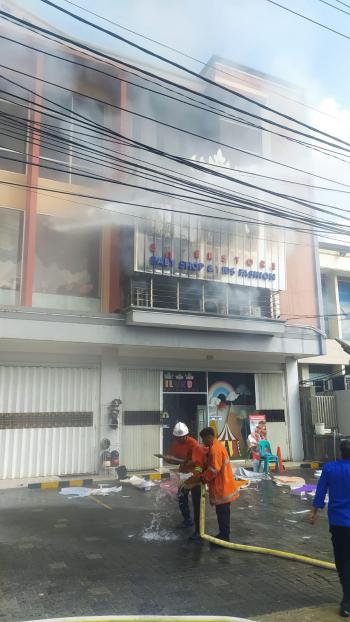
0;3;324;478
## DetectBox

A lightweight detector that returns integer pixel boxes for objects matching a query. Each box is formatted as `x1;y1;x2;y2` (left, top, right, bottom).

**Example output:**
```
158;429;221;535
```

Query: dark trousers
178;485;201;532
216;502;231;541
331;525;350;607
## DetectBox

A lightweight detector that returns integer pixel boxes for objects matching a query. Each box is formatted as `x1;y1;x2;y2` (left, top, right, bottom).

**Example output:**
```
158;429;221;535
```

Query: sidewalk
258;604;341;621
0;461;314;491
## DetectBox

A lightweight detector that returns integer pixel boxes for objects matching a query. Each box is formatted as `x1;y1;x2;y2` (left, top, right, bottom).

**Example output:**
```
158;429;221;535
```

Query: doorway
162;393;207;453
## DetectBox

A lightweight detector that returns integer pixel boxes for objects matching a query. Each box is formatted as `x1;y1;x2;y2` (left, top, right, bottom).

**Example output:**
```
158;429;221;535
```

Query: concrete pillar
285;357;304;461
100;348;121;466
324;272;341;338
298;363;309;383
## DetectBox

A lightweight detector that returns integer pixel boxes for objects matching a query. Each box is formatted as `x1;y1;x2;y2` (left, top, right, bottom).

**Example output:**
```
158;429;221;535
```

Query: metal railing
128;277;280;320
313;395;338;429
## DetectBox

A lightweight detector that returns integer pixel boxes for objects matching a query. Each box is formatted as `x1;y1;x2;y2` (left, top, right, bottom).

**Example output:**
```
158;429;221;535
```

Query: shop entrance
162;393;207;453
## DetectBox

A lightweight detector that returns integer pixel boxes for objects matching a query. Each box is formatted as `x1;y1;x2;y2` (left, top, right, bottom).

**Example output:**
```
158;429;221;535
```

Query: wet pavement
0;470;340;621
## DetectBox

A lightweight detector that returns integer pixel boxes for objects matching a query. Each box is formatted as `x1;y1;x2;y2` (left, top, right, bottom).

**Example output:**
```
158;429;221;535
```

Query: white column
100;348;121;461
285;357;304;461
324;272;341;338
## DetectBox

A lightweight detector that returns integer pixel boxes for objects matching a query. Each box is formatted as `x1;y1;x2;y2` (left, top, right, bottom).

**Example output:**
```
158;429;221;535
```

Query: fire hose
199;485;336;570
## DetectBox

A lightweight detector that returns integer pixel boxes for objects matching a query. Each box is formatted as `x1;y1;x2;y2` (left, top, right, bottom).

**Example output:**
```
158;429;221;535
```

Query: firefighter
199;426;241;542
160;422;205;540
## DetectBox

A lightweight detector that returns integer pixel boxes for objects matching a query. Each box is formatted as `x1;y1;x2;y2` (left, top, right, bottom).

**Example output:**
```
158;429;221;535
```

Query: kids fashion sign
134;210;286;291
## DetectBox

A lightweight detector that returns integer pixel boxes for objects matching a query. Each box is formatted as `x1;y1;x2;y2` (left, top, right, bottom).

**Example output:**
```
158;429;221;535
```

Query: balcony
125;276;284;336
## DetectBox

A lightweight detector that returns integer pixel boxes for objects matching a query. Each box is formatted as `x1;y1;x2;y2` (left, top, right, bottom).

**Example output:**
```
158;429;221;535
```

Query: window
39;85;105;184
321;274;329;336
0;207;23;305
219;94;263;167
0;77;28;174
338;279;350;340
129;85;219;161
33;214;101;311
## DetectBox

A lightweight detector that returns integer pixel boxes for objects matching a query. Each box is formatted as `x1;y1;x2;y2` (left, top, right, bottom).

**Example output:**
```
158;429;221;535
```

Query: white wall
100;349;121;463
121;368;161;470
285;358;304;461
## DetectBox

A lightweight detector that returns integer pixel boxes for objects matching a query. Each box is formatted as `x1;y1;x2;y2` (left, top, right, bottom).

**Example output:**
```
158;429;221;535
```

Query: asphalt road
0;471;340;621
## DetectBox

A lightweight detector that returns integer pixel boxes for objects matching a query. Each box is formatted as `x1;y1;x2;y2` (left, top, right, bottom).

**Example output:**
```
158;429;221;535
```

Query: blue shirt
313;460;350;527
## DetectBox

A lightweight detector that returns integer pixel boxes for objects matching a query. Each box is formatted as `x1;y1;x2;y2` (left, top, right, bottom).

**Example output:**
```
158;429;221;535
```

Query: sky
15;0;350;108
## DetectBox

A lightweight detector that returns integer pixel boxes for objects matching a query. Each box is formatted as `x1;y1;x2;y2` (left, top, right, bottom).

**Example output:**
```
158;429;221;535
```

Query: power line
60;0;345;125
1;180;333;250
265;0;350;40
3;101;332;234
5;68;350;227
0;175;345;241
4;63;350;180
334;0;350;9
3;141;350;239
3;48;350;232
8;2;350;153
3;81;350;237
316;0;350;16
4;77;350;247
3;30;350;192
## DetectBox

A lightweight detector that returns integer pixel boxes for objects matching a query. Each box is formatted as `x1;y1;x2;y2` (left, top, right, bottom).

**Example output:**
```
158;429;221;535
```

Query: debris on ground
290;484;317;496
91;486;122;496
59;486;122;497
273;475;306;489
120;475;155;491
59;487;92;497
235;466;267;481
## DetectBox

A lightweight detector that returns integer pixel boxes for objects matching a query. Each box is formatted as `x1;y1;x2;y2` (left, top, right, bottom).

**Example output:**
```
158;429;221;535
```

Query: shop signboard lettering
163;371;206;393
134;211;286;290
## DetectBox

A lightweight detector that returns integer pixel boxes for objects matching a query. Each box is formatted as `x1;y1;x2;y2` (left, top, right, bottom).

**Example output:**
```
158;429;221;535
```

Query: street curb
300;462;324;469
28;472;171;489
28;478;93;490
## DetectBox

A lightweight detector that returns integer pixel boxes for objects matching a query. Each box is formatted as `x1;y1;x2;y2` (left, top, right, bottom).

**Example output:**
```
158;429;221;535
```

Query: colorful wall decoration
208;372;256;458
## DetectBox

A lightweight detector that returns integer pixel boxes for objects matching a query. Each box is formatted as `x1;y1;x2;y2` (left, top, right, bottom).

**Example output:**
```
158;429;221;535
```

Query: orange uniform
167;436;206;474
167;435;206;533
201;438;241;505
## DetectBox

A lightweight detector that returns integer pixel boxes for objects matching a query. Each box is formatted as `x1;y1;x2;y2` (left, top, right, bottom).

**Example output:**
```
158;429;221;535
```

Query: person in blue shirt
309;439;350;618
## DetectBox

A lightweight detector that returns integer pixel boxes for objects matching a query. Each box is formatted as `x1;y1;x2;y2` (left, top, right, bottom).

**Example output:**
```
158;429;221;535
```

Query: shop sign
134;212;285;290
163;371;207;393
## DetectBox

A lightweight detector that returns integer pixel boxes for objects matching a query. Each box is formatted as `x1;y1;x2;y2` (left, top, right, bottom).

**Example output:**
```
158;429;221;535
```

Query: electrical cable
316;0;350;16
3;76;350;233
4;98;350;246
1;25;347;164
0;89;336;230
60;0;350;126
5;47;350;234
2;102;350;241
14;157;348;236
6;3;350;153
334;0;350;8
0;177;339;236
5;61;350;166
2;32;350;193
265;0;350;41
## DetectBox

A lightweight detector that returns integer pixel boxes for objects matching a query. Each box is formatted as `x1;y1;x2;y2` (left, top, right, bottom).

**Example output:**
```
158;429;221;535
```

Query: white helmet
173;422;189;437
